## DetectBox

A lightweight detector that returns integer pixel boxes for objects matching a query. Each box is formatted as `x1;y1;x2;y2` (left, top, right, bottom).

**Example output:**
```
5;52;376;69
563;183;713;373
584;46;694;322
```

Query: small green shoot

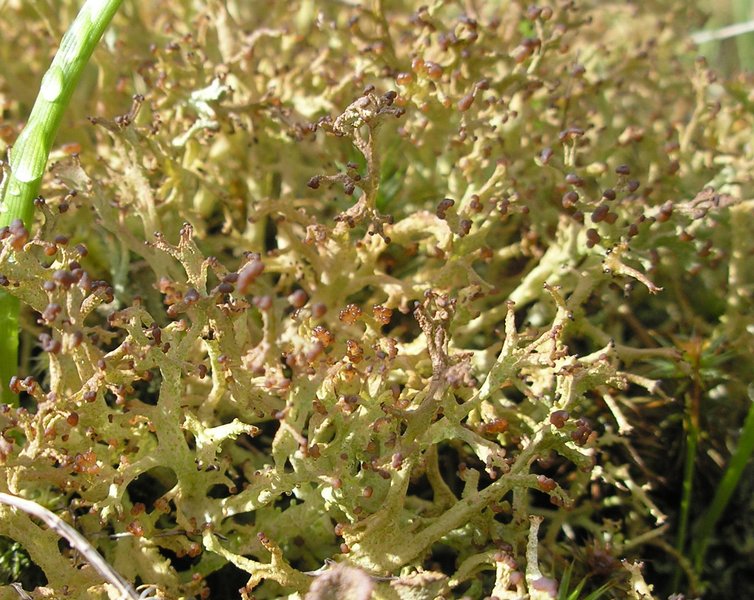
557;562;612;600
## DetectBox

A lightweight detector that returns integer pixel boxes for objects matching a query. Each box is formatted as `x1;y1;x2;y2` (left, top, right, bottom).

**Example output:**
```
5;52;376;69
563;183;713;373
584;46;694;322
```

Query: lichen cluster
1;1;753;598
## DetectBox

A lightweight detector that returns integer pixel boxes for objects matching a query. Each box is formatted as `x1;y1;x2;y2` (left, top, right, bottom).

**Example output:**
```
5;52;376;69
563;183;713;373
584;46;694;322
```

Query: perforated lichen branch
0;0;122;404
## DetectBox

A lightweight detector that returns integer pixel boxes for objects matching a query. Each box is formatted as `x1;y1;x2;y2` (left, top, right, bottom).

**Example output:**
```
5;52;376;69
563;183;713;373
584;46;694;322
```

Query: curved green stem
691;385;754;577
0;0;123;404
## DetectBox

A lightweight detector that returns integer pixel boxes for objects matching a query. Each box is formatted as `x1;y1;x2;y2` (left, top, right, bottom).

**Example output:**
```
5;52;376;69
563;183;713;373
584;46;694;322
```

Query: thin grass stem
691;20;754;45
672;391;698;591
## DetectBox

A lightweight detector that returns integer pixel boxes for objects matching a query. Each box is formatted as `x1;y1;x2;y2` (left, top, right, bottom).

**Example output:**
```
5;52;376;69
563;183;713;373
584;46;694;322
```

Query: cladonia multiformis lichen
1;1;753;598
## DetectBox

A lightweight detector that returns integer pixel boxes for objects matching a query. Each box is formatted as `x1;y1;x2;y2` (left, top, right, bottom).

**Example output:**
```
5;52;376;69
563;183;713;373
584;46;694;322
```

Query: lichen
1;1;753;598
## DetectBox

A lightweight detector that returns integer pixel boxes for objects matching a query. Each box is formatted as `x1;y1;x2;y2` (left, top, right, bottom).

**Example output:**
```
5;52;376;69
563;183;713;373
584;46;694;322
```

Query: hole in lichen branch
158;543;202;573
204;562;252;598
126;466;178;512
423;542;460;577
407;471;433;503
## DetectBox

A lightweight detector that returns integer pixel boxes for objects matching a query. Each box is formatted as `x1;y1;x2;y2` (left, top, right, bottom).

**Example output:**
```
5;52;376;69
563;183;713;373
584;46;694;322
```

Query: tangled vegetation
1;1;753;598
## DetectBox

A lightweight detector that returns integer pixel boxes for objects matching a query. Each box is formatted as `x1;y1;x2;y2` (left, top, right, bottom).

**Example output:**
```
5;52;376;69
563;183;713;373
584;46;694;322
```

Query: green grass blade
0;0;123;404
557;561;612;600
672;391;699;590
0;295;19;405
691;384;754;574
557;562;574;600
580;583;612;600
